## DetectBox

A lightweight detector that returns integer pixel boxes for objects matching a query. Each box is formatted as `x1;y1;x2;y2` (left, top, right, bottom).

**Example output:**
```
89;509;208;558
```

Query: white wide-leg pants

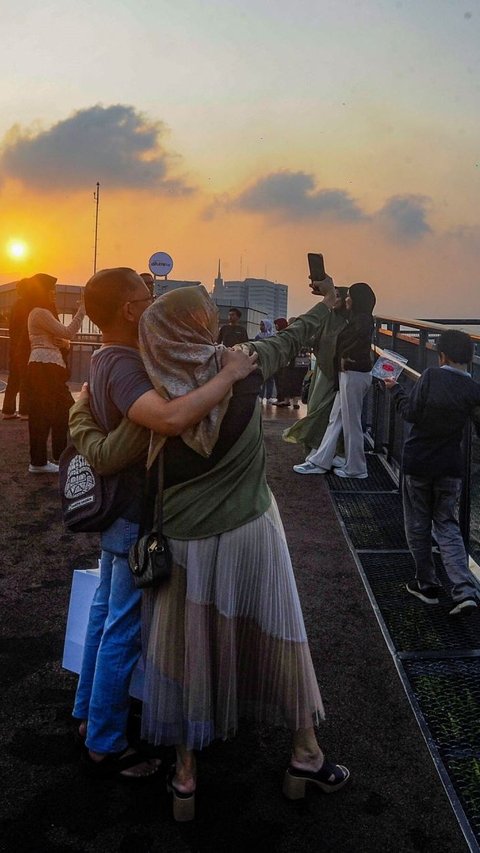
306;370;372;477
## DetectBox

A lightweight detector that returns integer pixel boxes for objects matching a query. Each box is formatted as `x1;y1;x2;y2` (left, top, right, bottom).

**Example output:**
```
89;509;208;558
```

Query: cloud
375;195;432;241
207;171;436;245
232;170;365;222
0;104;193;193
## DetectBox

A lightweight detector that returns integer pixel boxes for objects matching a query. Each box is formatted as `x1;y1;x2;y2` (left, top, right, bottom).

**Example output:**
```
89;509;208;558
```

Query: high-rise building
212;263;288;319
213;259;224;294
153;279;201;298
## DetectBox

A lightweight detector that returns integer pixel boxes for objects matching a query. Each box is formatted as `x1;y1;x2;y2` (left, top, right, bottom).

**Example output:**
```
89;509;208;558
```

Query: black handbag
128;448;172;589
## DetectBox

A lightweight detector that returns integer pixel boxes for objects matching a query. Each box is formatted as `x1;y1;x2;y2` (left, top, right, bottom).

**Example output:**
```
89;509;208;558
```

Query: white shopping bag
62;568;144;700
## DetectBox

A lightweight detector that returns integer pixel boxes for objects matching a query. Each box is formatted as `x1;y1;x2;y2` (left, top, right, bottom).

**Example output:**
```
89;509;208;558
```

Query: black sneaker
449;598;478;617
406;581;440;604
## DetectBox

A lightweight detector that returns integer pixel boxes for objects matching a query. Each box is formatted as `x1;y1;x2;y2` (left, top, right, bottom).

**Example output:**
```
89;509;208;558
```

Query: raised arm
249;279;336;380
69;348;258;473
29;305;86;341
127;348;257;432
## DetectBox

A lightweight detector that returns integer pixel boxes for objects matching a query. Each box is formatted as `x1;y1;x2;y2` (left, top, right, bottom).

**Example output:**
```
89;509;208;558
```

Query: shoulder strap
155;447;165;534
138;447;165;536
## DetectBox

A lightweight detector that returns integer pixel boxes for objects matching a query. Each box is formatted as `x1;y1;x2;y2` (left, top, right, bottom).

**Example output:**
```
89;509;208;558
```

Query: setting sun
7;240;29;261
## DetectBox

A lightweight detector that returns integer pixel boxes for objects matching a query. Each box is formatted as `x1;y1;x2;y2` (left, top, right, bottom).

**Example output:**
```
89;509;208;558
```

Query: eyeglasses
128;295;154;305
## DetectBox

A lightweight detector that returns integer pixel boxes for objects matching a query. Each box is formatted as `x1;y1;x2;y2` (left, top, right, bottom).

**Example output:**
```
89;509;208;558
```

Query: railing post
371;380;385;454
460;422;472;551
418;329;429;372
460;355;474;552
391;322;399;353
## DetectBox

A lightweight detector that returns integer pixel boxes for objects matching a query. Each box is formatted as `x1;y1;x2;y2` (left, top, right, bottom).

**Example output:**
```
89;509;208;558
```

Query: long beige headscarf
139;285;232;464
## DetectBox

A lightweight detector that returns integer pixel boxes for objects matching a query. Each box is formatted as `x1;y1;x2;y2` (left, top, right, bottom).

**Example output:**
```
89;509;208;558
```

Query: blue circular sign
148;251;173;277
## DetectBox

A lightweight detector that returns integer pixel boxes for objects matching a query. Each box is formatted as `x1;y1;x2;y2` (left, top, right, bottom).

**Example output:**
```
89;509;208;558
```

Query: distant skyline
1;0;479;317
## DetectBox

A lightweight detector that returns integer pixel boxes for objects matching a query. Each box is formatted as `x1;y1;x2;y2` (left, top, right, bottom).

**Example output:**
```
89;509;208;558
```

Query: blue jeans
402;475;478;604
73;517;141;753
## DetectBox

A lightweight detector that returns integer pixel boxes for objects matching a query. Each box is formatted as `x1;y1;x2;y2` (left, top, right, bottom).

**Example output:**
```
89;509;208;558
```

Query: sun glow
7;240;29;261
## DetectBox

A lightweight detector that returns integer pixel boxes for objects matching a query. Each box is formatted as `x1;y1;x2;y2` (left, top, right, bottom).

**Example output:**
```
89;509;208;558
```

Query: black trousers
27;362;74;465
2;350;30;416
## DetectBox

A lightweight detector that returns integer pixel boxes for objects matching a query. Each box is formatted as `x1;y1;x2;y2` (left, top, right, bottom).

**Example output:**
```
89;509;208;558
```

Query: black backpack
58;444;126;533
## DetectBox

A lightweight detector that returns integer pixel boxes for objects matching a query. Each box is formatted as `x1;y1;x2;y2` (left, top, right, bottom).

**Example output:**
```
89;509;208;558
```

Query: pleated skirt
140;495;324;750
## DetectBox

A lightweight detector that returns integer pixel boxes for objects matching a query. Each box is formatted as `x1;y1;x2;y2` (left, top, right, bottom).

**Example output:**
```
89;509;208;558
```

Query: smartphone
307;253;326;282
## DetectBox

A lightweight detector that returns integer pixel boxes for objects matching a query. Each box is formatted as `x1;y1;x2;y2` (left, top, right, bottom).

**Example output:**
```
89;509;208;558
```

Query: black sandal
283;759;350;799
81;747;161;781
72;718;86;748
166;765;196;822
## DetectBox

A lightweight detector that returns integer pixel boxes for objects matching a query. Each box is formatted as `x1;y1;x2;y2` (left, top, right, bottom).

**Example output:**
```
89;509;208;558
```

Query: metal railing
2;316;480;563
0;331;102;385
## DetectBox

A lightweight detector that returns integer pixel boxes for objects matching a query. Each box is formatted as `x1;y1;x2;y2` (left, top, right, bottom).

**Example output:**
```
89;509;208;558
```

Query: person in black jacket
294;282;375;478
385;329;480;616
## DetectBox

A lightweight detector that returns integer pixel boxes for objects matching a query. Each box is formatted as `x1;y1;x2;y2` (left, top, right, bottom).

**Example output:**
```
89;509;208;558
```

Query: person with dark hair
70;267;257;781
384;328;480;616
294;282;376;478
26;273;85;473
139;272;155;298
275;316;310;409
254;319;276;403
284;287;349;450
272;317;289;405
217;307;249;348
69;278;350;820
2;278;32;420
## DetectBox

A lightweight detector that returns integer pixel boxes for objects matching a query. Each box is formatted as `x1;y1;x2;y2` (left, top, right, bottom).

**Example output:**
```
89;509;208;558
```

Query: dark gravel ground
0;414;467;853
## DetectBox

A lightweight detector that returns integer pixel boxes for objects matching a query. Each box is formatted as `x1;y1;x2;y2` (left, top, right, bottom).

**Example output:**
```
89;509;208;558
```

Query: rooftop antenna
93;182;100;274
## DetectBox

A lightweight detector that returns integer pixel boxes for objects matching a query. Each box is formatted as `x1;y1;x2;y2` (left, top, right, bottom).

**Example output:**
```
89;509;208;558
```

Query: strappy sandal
166;765;196;822
81;747;161;782
72;719;87;747
283;759;350;799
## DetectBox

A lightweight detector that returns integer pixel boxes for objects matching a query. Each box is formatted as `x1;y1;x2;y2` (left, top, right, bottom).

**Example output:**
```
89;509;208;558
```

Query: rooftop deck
0;392;474;852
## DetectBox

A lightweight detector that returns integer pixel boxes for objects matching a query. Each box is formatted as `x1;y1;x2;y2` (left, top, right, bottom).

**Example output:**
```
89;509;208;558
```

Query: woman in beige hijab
70;283;349;821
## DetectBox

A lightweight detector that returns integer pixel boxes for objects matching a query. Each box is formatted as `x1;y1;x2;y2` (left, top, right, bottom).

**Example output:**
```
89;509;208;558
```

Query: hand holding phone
307;253;326;283
309;274;336;307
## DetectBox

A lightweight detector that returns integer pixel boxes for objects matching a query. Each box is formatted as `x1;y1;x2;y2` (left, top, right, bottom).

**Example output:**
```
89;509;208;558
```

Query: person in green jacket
283;287;348;453
69;280;350;821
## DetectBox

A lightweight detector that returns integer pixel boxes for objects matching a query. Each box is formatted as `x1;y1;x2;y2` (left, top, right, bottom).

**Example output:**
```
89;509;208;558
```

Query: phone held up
307;253;326;285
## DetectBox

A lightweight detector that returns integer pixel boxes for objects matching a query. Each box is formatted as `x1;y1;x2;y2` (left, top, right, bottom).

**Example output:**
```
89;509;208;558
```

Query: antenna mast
93;182;100;274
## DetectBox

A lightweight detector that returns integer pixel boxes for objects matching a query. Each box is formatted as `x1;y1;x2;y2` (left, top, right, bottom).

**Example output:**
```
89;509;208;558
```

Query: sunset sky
1;0;479;318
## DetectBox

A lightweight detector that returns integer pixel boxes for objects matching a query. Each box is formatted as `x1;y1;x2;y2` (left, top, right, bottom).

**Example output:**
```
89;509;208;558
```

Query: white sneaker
334;468;368;479
267;398;277;404
332;455;346;468
449;598;478;617
293;462;327;474
28;462;59;474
